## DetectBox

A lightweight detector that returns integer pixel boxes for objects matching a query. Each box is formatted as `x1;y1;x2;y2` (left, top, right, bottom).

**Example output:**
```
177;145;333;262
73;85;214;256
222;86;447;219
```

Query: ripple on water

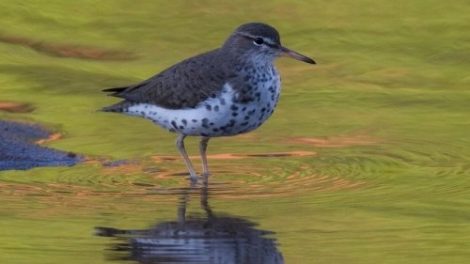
0;150;364;204
0;101;35;113
288;134;379;148
129;150;362;198
0;34;137;60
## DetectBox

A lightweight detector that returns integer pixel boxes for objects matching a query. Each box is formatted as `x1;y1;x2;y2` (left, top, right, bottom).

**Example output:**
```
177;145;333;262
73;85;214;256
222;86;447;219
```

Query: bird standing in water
102;22;315;182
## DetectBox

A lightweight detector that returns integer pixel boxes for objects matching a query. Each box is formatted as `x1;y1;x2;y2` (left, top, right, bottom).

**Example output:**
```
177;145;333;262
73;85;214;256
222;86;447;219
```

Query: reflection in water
96;182;284;264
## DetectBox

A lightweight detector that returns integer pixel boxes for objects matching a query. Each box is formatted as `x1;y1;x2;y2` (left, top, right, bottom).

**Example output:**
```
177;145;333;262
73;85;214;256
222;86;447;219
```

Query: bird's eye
253;38;264;46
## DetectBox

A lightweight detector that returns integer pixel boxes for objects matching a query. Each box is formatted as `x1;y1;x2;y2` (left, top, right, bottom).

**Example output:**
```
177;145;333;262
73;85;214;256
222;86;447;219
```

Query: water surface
1;1;470;263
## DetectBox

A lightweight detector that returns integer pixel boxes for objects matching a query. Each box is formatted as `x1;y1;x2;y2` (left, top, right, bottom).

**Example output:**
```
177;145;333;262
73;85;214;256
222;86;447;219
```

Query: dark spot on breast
202;118;209;128
242;106;247;111
201;133;209;137
179;125;184;129
220;98;226;105
261;107;266;112
244;115;250;120
182;119;187;125
171;121;178;129
232;112;238;117
241;121;249;126
205;104;212;111
230;105;239;111
209;122;214;126
214;105;219;112
212;128;219;132
192;119;198;123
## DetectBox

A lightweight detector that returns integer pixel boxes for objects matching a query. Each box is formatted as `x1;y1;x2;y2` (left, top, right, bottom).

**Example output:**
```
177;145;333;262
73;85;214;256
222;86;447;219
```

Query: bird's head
222;22;315;65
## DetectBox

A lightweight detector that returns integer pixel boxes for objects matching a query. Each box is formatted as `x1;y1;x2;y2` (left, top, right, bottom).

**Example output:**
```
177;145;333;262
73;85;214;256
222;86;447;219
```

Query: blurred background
0;1;469;263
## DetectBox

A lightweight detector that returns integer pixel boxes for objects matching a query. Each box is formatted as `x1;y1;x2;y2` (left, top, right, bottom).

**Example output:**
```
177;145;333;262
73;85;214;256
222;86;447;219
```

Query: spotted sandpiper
102;22;315;181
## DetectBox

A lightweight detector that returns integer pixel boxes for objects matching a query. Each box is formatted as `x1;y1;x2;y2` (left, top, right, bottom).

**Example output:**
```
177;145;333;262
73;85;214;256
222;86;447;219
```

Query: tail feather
101;101;133;113
102;86;129;98
102;86;127;93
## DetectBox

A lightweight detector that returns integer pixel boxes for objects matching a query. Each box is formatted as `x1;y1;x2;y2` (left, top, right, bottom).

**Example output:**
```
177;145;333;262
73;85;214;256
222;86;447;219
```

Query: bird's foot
188;173;199;185
201;172;210;185
187;172;210;186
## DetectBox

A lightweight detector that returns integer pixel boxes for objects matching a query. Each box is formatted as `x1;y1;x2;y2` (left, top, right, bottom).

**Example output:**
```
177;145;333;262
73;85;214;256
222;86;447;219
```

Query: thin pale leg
176;134;198;181
199;137;210;177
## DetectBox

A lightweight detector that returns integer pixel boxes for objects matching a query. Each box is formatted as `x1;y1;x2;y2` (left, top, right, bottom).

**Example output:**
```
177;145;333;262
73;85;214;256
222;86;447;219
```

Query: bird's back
103;49;232;110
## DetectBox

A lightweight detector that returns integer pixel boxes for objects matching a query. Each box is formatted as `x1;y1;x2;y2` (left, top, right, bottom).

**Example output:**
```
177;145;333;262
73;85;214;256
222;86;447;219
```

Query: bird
102;22;315;182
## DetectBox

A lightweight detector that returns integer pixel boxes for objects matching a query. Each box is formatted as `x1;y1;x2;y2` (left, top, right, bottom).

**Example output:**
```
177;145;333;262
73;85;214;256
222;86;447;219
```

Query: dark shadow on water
95;181;284;264
0;120;81;170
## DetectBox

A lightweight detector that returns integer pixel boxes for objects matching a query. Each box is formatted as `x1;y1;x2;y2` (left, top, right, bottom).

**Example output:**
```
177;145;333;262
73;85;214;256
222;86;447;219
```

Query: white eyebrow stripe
236;32;277;46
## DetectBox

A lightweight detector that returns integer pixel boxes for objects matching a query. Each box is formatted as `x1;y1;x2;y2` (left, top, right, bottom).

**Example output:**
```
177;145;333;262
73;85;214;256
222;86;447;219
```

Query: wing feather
102;49;233;109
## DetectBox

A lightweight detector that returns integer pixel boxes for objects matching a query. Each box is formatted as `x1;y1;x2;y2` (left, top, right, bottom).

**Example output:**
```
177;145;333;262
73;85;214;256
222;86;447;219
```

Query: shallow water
95;183;284;263
1;1;470;263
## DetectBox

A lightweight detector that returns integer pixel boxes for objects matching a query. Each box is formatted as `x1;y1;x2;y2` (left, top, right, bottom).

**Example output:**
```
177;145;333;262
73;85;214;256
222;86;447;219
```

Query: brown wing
103;49;234;109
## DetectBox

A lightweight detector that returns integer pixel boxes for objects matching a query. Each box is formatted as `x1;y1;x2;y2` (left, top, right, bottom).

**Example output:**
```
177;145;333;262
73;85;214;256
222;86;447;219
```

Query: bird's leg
176;134;198;181
177;180;196;228
200;180;214;219
177;187;189;226
199;137;211;178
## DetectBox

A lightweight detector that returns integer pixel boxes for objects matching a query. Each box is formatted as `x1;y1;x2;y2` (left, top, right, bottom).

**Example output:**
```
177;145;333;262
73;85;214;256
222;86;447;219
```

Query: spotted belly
125;82;280;137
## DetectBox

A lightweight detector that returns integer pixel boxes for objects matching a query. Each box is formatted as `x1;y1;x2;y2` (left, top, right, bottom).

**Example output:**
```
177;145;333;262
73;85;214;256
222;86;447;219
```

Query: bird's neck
235;53;275;72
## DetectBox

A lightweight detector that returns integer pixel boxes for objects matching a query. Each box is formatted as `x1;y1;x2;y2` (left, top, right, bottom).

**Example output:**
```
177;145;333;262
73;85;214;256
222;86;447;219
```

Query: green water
1;1;470;263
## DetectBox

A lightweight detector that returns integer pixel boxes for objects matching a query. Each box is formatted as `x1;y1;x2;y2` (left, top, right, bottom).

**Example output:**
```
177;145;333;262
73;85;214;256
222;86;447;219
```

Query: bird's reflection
95;181;284;264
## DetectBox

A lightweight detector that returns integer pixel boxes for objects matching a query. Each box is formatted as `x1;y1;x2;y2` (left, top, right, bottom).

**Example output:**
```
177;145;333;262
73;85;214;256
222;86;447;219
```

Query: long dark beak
280;46;316;64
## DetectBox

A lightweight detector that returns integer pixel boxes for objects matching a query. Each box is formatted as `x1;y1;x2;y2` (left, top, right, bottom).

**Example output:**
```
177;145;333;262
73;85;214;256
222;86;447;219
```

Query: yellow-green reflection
1;1;470;263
